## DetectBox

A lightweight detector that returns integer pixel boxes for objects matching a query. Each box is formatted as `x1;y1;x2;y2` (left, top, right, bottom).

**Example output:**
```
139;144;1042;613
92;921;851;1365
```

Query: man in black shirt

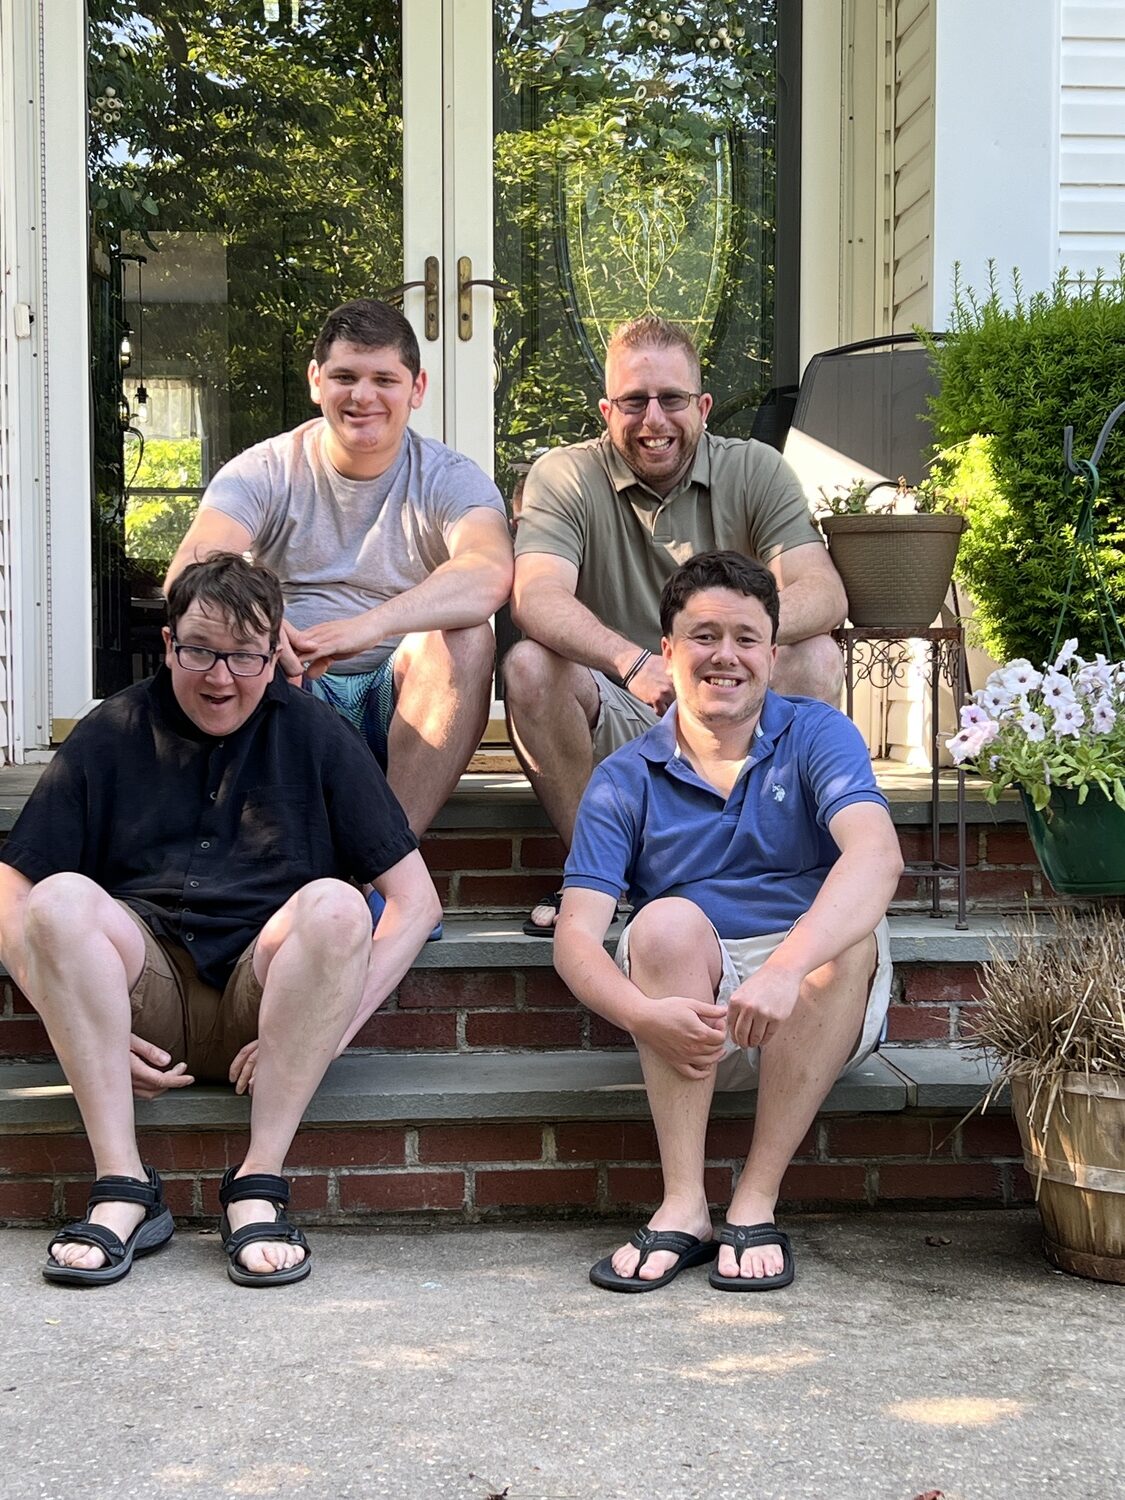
0;554;439;1288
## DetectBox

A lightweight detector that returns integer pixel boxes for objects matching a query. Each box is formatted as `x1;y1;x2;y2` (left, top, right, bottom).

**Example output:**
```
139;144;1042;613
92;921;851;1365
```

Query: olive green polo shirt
515;431;821;652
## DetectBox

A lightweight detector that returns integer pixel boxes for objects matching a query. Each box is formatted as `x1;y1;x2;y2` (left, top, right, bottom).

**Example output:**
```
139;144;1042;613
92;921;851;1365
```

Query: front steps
0;767;1040;1223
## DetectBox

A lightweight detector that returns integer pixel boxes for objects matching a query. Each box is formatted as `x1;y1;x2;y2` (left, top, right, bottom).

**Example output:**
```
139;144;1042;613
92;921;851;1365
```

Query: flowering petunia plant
946;638;1125;811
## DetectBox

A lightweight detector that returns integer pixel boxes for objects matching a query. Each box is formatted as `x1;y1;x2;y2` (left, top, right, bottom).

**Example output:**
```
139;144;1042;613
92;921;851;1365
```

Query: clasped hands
632;967;802;1081
280;614;383;683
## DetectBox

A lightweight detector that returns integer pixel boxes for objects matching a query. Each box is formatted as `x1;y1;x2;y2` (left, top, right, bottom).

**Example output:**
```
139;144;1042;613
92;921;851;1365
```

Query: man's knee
772;634;843;704
502;639;595;722
285;879;371;956
627;897;718;968
24;872;109;947
401;623;495;685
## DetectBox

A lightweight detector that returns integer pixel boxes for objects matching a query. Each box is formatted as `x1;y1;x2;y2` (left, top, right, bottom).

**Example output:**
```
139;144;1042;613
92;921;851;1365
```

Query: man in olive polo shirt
503;314;847;934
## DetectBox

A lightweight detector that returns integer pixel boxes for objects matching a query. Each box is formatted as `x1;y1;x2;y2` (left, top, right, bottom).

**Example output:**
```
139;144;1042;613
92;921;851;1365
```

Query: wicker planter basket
822;513;967;632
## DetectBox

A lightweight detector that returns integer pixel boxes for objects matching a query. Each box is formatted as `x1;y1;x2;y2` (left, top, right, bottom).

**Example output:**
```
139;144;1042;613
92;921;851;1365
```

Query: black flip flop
522;890;563;937
708;1221;795;1291
42;1166;174;1286
590;1227;719;1292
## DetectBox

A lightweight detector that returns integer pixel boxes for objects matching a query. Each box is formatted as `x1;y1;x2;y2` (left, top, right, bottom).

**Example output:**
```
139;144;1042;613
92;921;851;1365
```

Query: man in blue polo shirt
553;551;902;1293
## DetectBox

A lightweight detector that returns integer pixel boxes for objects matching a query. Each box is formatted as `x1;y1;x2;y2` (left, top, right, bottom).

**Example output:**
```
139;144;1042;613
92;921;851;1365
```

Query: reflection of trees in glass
493;1;779;493
88;1;404;469
123;436;203;568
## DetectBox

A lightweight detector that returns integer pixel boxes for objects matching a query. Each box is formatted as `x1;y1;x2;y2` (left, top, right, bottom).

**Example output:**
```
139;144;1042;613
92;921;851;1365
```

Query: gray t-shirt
201;419;506;671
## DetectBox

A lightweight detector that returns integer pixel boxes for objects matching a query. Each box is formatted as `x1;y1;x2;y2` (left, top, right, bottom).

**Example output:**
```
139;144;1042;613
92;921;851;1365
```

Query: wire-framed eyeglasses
604;390;702;416
170;637;275;677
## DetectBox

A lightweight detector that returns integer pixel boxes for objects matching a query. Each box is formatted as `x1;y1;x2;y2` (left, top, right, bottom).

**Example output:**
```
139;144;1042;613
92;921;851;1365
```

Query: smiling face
599;343;713;496
662;586;777;738
163;601;277;737
308;339;427;479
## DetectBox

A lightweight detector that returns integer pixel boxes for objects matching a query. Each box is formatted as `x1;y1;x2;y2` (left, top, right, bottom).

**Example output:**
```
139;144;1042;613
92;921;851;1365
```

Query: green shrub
924;263;1125;664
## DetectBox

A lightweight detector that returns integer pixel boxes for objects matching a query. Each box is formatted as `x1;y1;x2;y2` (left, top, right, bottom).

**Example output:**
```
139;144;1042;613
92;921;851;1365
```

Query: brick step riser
0;1112;1030;1224
0;960;984;1059
419;825;1047;911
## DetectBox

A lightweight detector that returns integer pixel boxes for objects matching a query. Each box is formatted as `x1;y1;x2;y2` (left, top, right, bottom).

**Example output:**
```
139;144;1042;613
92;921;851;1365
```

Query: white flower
960;703;989;728
1042;671;1077;707
997;659;1042;694
947;719;999;763
1053;637;1079;671
1092;699;1117;734
1077;656;1112;695
1052;701;1085;737
979;684;1015;717
1018;711;1047;742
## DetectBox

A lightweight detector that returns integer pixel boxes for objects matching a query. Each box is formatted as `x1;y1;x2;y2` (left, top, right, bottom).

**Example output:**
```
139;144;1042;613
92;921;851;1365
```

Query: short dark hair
166;553;285;649
605;315;701;388
659;550;780;642
312;298;421;378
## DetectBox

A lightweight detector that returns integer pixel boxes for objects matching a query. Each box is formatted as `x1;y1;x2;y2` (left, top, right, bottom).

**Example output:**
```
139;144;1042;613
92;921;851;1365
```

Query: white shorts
615;914;893;1087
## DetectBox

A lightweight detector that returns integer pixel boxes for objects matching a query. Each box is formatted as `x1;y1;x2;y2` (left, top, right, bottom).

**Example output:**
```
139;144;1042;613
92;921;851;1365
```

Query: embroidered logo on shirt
772;782;786;802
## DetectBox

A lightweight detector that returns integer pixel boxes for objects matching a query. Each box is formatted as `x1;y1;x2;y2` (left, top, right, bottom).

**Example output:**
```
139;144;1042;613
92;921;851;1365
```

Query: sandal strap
50;1221;127;1263
87;1168;161;1211
717;1222;791;1255
628;1227;701;1271
222;1217;309;1259
218;1167;290;1209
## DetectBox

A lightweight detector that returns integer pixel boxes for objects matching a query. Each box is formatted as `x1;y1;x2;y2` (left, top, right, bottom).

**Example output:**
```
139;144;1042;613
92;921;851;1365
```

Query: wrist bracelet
622;648;651;689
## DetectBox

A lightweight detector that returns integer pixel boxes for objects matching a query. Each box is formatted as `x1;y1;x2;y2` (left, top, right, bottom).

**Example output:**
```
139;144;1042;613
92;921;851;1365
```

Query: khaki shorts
591;670;660;763
121;905;263;1083
616;914;893;1086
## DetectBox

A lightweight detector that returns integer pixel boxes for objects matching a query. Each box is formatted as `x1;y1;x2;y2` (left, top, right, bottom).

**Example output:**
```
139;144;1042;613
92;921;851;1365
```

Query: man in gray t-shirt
166;299;513;839
505;315;846;934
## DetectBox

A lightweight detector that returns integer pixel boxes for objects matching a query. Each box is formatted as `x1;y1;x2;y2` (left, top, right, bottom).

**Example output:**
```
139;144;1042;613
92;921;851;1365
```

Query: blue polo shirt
563;692;889;939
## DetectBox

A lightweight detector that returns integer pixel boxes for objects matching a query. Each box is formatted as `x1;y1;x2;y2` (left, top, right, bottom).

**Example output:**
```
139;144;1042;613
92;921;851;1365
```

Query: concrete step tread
0;1044;1002;1132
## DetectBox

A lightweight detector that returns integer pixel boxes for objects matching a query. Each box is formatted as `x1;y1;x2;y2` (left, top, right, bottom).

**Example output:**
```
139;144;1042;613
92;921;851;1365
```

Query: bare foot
225;1192;306;1277
525;893;562;933
610;1196;713;1282
715;1187;784;1280
48;1178;148;1271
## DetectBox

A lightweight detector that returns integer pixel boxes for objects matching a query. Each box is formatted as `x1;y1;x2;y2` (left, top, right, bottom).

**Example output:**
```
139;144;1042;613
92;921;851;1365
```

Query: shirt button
185;932;195;942
200;840;210;849
209;792;217;801
189;880;199;888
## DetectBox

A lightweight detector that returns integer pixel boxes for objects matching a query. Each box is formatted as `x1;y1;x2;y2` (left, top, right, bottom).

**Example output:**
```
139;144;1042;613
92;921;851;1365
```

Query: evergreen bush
923;263;1125;664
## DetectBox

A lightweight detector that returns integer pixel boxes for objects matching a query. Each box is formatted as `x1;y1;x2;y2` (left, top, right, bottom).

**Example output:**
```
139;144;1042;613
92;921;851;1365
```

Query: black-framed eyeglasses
604;390;702;416
170;637;275;677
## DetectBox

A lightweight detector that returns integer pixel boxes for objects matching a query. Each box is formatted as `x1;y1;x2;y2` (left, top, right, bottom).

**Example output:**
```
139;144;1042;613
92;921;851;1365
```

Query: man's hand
129;1035;194;1100
631;993;728;1080
228;1039;259;1096
627;654;675;714
289;613;382;680
278;619;311;684
726;966;802;1050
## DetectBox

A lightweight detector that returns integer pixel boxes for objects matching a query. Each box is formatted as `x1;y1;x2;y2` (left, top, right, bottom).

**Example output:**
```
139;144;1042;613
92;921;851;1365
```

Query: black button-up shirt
1;668;417;987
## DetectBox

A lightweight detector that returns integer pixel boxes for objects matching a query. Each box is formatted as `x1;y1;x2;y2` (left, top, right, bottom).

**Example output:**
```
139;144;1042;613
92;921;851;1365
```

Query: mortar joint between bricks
814;1122;828;1161
455;1012;467;1050
464;1166;477;1216
404;1127;420;1167
326;1170;340;1214
865;1164;879;1206
542;1125;557;1164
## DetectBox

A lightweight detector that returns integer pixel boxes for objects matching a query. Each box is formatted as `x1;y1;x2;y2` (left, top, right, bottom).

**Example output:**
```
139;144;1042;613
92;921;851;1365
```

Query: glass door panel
491;1;789;498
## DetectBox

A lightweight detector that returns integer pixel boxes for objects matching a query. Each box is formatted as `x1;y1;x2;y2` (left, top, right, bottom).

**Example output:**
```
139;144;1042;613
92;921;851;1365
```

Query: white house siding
1060;1;1125;279
890;0;935;330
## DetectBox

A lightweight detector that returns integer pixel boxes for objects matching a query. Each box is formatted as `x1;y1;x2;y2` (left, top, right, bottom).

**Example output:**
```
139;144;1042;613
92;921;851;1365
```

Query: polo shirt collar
601;430;713;500
638;690;795;767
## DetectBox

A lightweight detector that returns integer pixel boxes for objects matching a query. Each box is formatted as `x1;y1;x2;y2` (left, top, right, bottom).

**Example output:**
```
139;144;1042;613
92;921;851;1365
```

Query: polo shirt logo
772;782;786;802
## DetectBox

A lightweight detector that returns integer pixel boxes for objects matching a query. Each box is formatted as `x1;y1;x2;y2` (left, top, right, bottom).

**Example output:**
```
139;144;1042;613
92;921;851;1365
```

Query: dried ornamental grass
971;908;1125;1181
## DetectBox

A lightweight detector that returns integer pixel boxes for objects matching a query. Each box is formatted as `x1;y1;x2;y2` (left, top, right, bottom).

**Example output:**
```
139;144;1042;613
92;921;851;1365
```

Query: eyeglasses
170;637;275;677
604;390;702;416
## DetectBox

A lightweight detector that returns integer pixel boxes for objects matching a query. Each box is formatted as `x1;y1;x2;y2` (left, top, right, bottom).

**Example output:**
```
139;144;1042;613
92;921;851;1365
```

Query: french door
79;0;793;696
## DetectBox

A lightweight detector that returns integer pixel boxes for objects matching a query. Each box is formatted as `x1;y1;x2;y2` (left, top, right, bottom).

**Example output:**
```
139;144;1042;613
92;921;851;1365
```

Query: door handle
456;256;515;341
381;255;440;340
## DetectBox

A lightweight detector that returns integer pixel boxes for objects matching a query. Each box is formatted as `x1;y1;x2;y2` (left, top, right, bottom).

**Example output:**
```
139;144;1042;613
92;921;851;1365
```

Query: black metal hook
1063;398;1125;475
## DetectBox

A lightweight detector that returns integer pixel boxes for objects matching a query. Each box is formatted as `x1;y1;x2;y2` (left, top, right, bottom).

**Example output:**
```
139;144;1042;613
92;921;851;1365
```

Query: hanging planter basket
821;513;966;632
1021;788;1125;895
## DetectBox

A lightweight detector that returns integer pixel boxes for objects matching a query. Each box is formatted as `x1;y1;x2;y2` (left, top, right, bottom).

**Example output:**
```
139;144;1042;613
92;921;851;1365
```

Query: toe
527;903;558;930
716;1246;740;1278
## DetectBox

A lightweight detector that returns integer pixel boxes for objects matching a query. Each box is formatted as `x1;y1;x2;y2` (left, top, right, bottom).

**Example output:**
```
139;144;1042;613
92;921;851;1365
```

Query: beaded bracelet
621;648;652;690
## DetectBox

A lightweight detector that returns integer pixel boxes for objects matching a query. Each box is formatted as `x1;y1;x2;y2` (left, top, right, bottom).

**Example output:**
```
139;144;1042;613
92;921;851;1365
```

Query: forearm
553;918;649;1032
759;844;903;983
328;554;510;651
337;890;443;1051
513;584;648;681
776;573;847;645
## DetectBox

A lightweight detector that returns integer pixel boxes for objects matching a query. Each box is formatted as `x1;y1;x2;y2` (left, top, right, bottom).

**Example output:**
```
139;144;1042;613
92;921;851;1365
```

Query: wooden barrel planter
1012;1074;1125;1283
